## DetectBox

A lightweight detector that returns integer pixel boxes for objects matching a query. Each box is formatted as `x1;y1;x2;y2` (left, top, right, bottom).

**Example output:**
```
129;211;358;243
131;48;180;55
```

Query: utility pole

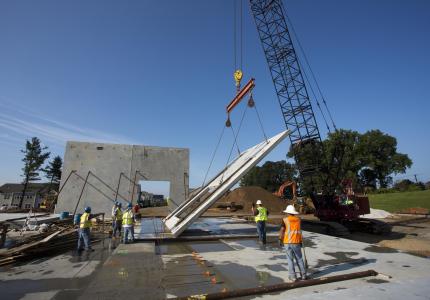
414;174;418;183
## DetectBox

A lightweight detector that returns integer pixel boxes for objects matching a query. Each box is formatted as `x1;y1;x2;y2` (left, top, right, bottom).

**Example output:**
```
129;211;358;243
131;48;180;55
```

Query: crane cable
299;59;332;133
284;11;337;132
233;0;244;91
201;125;226;187
220;104;248;184
203;0;268;186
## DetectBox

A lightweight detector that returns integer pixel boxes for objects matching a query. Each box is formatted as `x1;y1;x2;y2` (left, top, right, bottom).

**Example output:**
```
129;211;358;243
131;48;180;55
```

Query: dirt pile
214;186;288;214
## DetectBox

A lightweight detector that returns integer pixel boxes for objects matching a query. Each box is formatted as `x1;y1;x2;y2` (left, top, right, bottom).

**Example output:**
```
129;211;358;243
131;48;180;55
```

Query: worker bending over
279;205;308;281
122;203;135;244
77;206;95;252
252;200;269;245
113;203;123;238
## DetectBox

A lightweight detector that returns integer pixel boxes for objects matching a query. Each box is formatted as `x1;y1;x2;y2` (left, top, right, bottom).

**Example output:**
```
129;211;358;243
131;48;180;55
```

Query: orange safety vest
282;215;302;244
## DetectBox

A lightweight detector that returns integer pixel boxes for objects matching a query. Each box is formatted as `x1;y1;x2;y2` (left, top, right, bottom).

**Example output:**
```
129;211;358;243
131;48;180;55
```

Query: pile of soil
214;186;288;214
379;238;430;257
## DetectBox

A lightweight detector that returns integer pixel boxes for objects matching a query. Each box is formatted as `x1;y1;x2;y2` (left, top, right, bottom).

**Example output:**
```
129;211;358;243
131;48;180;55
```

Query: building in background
0;183;59;210
139;191;167;207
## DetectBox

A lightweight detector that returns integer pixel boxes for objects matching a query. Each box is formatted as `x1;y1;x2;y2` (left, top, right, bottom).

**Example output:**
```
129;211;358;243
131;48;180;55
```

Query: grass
368;189;430;213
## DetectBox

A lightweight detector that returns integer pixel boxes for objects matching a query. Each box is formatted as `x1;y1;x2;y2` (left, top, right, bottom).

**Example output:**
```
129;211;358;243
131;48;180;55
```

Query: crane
247;0;390;233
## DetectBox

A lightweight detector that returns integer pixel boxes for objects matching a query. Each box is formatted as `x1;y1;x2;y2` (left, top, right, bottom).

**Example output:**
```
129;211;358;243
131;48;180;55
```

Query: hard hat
115;201;119;206
256;200;262;205
128;203;133;209
283;205;299;215
118;203;122;208
84;206;91;213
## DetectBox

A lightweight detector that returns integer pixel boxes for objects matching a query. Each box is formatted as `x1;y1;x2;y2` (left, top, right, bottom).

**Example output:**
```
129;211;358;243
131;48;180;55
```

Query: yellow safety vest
115;208;123;220
255;206;268;222
80;212;92;229
122;210;133;226
283;216;302;244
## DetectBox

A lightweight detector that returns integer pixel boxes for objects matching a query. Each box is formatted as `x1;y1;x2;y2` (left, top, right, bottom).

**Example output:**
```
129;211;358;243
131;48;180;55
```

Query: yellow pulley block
234;69;243;88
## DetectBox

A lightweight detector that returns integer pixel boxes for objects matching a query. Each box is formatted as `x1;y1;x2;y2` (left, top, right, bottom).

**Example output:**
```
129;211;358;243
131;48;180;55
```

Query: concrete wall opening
139;180;170;208
56;142;189;215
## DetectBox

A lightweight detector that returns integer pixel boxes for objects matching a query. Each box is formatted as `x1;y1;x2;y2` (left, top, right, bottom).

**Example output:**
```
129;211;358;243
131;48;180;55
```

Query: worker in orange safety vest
279;205;308;281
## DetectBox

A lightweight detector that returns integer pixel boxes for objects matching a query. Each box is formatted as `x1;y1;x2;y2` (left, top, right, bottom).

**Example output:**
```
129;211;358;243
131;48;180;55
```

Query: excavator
273;180;314;214
242;0;390;234
273;180;297;200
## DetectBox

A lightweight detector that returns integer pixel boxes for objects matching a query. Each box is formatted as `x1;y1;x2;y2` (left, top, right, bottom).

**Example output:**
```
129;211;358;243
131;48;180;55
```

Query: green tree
20;137;50;208
322;129;362;192
286;129;412;193
43;155;63;187
240;160;297;192
359;130;412;188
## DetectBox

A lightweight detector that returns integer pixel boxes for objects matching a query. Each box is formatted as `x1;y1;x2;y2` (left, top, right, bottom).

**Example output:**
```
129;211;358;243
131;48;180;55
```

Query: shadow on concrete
310;251;377;277
311;258;376;278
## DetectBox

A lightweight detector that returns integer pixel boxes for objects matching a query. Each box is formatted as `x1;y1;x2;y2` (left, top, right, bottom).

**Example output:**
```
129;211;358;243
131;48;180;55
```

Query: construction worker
113;203;123;238
252;200;268;244
279;205;307;281
133;203;141;222
122;203;135;244
77;206;94;252
111;201;119;230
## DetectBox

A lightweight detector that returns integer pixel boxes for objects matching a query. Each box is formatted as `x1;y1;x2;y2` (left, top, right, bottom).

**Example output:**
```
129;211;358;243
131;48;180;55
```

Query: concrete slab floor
0;237;120;300
0;218;429;299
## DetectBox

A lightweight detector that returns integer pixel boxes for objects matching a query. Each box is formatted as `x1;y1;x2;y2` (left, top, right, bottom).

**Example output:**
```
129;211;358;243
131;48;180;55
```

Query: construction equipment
39;191;58;211
273;180;297;200
248;0;389;234
273;181;314;214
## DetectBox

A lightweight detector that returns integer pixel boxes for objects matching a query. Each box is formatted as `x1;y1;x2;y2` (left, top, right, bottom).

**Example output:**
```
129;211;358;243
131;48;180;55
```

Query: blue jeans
256;221;266;244
77;228;91;250
113;220;122;237
284;244;306;279
123;226;134;243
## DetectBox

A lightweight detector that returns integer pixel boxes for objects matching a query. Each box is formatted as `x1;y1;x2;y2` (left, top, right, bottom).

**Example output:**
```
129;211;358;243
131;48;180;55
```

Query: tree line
241;129;414;194
19;137;63;208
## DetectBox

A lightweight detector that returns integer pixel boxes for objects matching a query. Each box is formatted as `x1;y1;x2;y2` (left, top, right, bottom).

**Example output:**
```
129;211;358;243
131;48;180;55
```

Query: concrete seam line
172;269;378;300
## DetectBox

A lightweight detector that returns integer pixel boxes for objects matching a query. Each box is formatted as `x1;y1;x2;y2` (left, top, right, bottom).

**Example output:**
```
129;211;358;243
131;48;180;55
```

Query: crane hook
234;69;243;92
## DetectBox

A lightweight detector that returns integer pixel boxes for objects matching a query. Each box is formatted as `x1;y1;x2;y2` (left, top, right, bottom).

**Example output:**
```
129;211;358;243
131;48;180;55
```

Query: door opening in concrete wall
138;181;170;208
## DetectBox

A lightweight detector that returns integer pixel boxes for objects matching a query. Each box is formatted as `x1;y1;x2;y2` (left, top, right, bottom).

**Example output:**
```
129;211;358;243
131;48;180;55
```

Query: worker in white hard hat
252;199;269;244
279;205;308;281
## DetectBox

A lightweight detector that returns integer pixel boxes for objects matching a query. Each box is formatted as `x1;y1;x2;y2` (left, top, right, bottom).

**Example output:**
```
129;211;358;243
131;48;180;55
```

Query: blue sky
0;0;429;193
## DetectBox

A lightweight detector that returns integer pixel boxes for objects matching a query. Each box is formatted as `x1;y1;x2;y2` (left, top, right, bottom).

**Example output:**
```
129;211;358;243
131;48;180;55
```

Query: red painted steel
226;78;255;113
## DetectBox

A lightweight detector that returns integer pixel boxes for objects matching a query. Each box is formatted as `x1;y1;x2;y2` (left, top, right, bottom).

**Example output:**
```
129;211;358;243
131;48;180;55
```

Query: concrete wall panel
56;142;189;216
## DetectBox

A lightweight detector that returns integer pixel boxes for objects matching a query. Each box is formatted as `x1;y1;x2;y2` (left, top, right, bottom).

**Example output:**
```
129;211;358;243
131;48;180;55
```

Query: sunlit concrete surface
164;130;290;237
0;238;116;299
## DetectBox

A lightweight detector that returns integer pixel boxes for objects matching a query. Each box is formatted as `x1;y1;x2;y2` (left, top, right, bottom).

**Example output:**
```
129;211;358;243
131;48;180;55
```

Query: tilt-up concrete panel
55;141;189;216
